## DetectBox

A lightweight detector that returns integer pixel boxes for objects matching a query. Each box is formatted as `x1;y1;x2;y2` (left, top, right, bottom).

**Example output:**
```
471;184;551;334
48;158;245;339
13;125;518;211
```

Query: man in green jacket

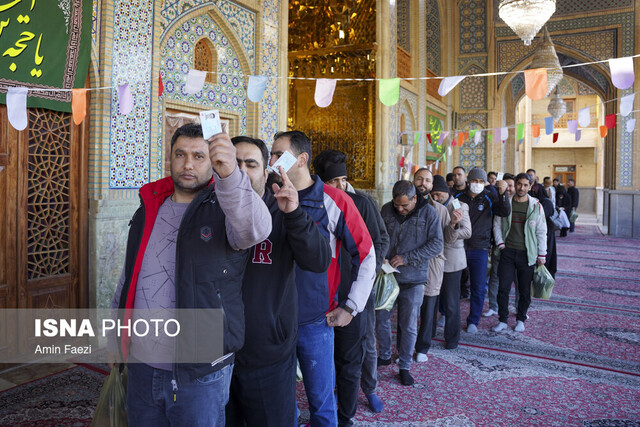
492;173;547;333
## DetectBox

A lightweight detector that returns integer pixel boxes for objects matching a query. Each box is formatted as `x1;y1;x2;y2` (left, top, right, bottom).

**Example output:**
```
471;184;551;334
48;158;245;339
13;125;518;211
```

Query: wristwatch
341;303;354;315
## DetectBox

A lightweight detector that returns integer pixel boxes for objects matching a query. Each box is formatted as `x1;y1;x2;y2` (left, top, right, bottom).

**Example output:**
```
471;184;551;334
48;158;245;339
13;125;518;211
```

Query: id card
199;109;222;139
451;198;461;210
268;151;297;176
496;172;504;181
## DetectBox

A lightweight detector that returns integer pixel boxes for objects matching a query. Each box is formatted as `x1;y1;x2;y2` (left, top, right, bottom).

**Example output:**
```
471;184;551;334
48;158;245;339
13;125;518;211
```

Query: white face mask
470;183;484;194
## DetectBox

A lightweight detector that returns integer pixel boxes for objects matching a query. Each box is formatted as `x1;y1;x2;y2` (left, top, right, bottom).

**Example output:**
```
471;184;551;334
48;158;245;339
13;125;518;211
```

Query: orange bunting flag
72;89;87;125
524;68;548;101
457;132;464;146
531;124;541;138
600;126;608;138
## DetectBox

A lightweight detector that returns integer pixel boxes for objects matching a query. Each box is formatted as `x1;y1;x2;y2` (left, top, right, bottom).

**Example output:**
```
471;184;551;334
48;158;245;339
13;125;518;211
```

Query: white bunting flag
314;79;337;108
438;76;466;97
185;69;207;94
620;93;635;117
578;107;591;127
247;76;268;102
500;127;509;141
7;87;28;131
626;118;636;133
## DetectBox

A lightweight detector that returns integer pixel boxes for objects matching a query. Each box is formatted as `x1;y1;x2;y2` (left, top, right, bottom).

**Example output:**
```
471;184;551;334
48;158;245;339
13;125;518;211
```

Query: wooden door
0;105;88;364
553;165;576;185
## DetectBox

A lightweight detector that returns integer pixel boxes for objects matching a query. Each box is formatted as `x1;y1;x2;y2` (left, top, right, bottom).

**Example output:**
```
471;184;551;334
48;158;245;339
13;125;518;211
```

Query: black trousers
415;295;439;354
226;351;297;427
440;269;462;347
497;247;535;323
334;307;367;427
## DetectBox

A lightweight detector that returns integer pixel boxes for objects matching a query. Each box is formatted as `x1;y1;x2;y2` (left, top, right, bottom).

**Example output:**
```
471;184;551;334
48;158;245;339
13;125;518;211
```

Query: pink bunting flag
524;68;548;100
438;76;466;96
620;93;635;117
578;107;591;127
626;118;636;133
7;87;28;131
185;69;207;94
118;83;133;115
439;130;450;145
575;130;582;141
609;57;635;90
605;114;617;129
314;79;337;108
500;127;509;141
567;120;578;134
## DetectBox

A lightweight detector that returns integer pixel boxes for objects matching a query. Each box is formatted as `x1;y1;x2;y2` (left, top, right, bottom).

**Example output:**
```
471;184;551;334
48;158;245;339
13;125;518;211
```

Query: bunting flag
599;126;608;138
438;76;466;96
399;156;405;168
469;129;476;139
314;79;337;108
118;83;133;115
474;130;482;145
379;78;400;106
609;56;635;90
620;93;635;117
435;160;440;170
427;133;432;144
7;87;28;131
414;132;420;145
447;146;452;157
545;117;554;135
457;132;464;147
531;124;541;138
439;130;450;145
500;127;509;141
578;107;591;127
535;137;540;144
605;114;617;129
247;75;268;102
159;72;164;97
516;123;524;141
626;118;636;133
553;133;559;143
575;129;582;141
185;69;207;94
524;68;548;100
71;89;87;125
567;120;578;134
488;132;493;143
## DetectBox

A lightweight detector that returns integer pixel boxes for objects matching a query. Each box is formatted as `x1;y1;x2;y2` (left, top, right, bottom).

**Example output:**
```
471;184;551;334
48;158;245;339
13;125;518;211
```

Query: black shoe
445;342;458;350
377;357;392;366
399;369;414;386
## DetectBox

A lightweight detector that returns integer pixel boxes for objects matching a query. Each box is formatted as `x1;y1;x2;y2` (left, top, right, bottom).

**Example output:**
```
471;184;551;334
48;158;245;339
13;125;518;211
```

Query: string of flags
1;54;638;133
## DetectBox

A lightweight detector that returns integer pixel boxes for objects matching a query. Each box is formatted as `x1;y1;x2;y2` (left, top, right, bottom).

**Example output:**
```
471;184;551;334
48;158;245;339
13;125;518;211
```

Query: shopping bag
532;265;555;300
551;209;570;229
374;271;399;311
569;210;579;223
91;365;128;427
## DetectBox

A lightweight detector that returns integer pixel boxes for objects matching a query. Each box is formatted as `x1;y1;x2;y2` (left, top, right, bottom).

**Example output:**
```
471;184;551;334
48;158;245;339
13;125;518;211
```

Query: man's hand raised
272;167;299;213
208;133;236;179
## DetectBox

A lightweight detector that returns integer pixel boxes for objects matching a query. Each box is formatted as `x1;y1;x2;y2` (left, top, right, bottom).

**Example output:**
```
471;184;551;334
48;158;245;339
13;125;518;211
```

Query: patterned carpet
297;225;640;425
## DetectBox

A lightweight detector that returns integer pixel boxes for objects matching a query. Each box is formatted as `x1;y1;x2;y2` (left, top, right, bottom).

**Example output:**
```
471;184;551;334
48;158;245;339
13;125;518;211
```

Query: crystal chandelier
529;26;563;96
547;87;566;122
499;0;556;46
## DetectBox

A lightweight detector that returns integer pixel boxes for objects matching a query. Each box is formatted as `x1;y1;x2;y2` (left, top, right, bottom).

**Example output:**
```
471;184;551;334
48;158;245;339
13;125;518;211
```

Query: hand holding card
268;151;298;176
200;109;222;140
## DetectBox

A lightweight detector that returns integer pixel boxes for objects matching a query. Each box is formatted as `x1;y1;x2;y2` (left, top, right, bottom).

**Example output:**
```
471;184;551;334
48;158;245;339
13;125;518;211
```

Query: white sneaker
514;321;525;332
492;322;508;332
416;353;428;363
482;309;497;317
467;324;478;334
437;315;445;327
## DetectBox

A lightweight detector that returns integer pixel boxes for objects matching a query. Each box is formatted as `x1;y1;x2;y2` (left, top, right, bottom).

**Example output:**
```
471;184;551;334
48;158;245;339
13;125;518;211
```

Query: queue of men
109;125;578;426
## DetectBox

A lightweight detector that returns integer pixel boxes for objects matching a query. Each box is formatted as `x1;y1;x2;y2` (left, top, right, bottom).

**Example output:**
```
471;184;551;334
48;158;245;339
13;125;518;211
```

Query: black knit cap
431;175;450;193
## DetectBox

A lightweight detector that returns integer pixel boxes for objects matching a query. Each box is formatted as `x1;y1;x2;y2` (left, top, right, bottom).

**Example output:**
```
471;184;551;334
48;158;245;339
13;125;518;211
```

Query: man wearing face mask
454;167;510;334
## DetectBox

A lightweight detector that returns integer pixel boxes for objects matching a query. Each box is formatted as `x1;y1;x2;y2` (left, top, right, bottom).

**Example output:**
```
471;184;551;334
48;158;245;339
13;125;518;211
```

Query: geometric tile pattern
388;0;399;187
258;0;280;143
459;0;486;54
577;81;597;95
161;15;247;131
494;0;633;20
397;0;410;52
458;113;487;170
511;73;524;101
426;0;441;75
109;0;154;189
460;65;487;109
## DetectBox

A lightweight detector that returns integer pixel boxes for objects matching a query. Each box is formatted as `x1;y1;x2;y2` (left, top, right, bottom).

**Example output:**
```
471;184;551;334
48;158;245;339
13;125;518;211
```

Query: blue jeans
127;361;233;426
297;317;337;427
465;249;489;326
376;284;424;370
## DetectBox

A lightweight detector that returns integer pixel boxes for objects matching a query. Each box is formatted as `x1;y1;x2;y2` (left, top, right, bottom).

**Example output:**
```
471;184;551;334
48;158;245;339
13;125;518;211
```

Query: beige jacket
443;200;472;273
425;199;457;296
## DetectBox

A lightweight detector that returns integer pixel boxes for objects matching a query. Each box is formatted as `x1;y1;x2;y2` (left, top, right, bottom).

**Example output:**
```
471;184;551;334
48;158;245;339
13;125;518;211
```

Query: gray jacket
381;197;444;286
443;198;472;273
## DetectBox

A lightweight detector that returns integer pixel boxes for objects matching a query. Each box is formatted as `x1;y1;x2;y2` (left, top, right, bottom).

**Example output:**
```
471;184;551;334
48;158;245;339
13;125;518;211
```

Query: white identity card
268;151;297;176
199;109;222;140
451;198;461;210
381;261;400;274
496;172;504;181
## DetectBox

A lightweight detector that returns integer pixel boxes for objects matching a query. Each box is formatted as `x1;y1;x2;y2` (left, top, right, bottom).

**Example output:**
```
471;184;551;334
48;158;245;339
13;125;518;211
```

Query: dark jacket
236;189;331;370
454;188;510;250
556;185;572;211
567;186;579;209
381;196;443;286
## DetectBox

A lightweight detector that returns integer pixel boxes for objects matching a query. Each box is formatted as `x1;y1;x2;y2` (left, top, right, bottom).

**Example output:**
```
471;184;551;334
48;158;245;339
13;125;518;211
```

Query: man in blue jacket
270;131;376;427
226;136;331;426
377;180;443;386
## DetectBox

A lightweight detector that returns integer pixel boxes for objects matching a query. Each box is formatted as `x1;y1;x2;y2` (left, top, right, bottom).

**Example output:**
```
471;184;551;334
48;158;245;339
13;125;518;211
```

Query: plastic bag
551;209;570;229
91;365;127;427
532;265;555;300
569;210;579;223
374;271;399;311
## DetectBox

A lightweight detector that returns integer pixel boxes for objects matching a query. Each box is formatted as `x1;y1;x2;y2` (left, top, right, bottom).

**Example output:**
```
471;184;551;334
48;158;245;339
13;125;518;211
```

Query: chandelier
529;26;563;96
547;87;566;122
499;0;556;46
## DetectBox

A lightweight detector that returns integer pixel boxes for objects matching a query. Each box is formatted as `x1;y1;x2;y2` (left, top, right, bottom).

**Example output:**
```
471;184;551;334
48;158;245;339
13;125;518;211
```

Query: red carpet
296;225;640;425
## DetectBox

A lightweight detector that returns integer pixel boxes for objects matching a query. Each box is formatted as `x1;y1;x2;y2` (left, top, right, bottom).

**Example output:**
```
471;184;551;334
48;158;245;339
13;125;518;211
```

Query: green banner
0;0;92;112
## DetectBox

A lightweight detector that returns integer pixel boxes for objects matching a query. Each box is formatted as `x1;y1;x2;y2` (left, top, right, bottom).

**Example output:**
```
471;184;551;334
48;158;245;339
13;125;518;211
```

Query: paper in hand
199;109;222;139
451;198;461;210
496;172;504;181
268;151;297;176
381;261;400;274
